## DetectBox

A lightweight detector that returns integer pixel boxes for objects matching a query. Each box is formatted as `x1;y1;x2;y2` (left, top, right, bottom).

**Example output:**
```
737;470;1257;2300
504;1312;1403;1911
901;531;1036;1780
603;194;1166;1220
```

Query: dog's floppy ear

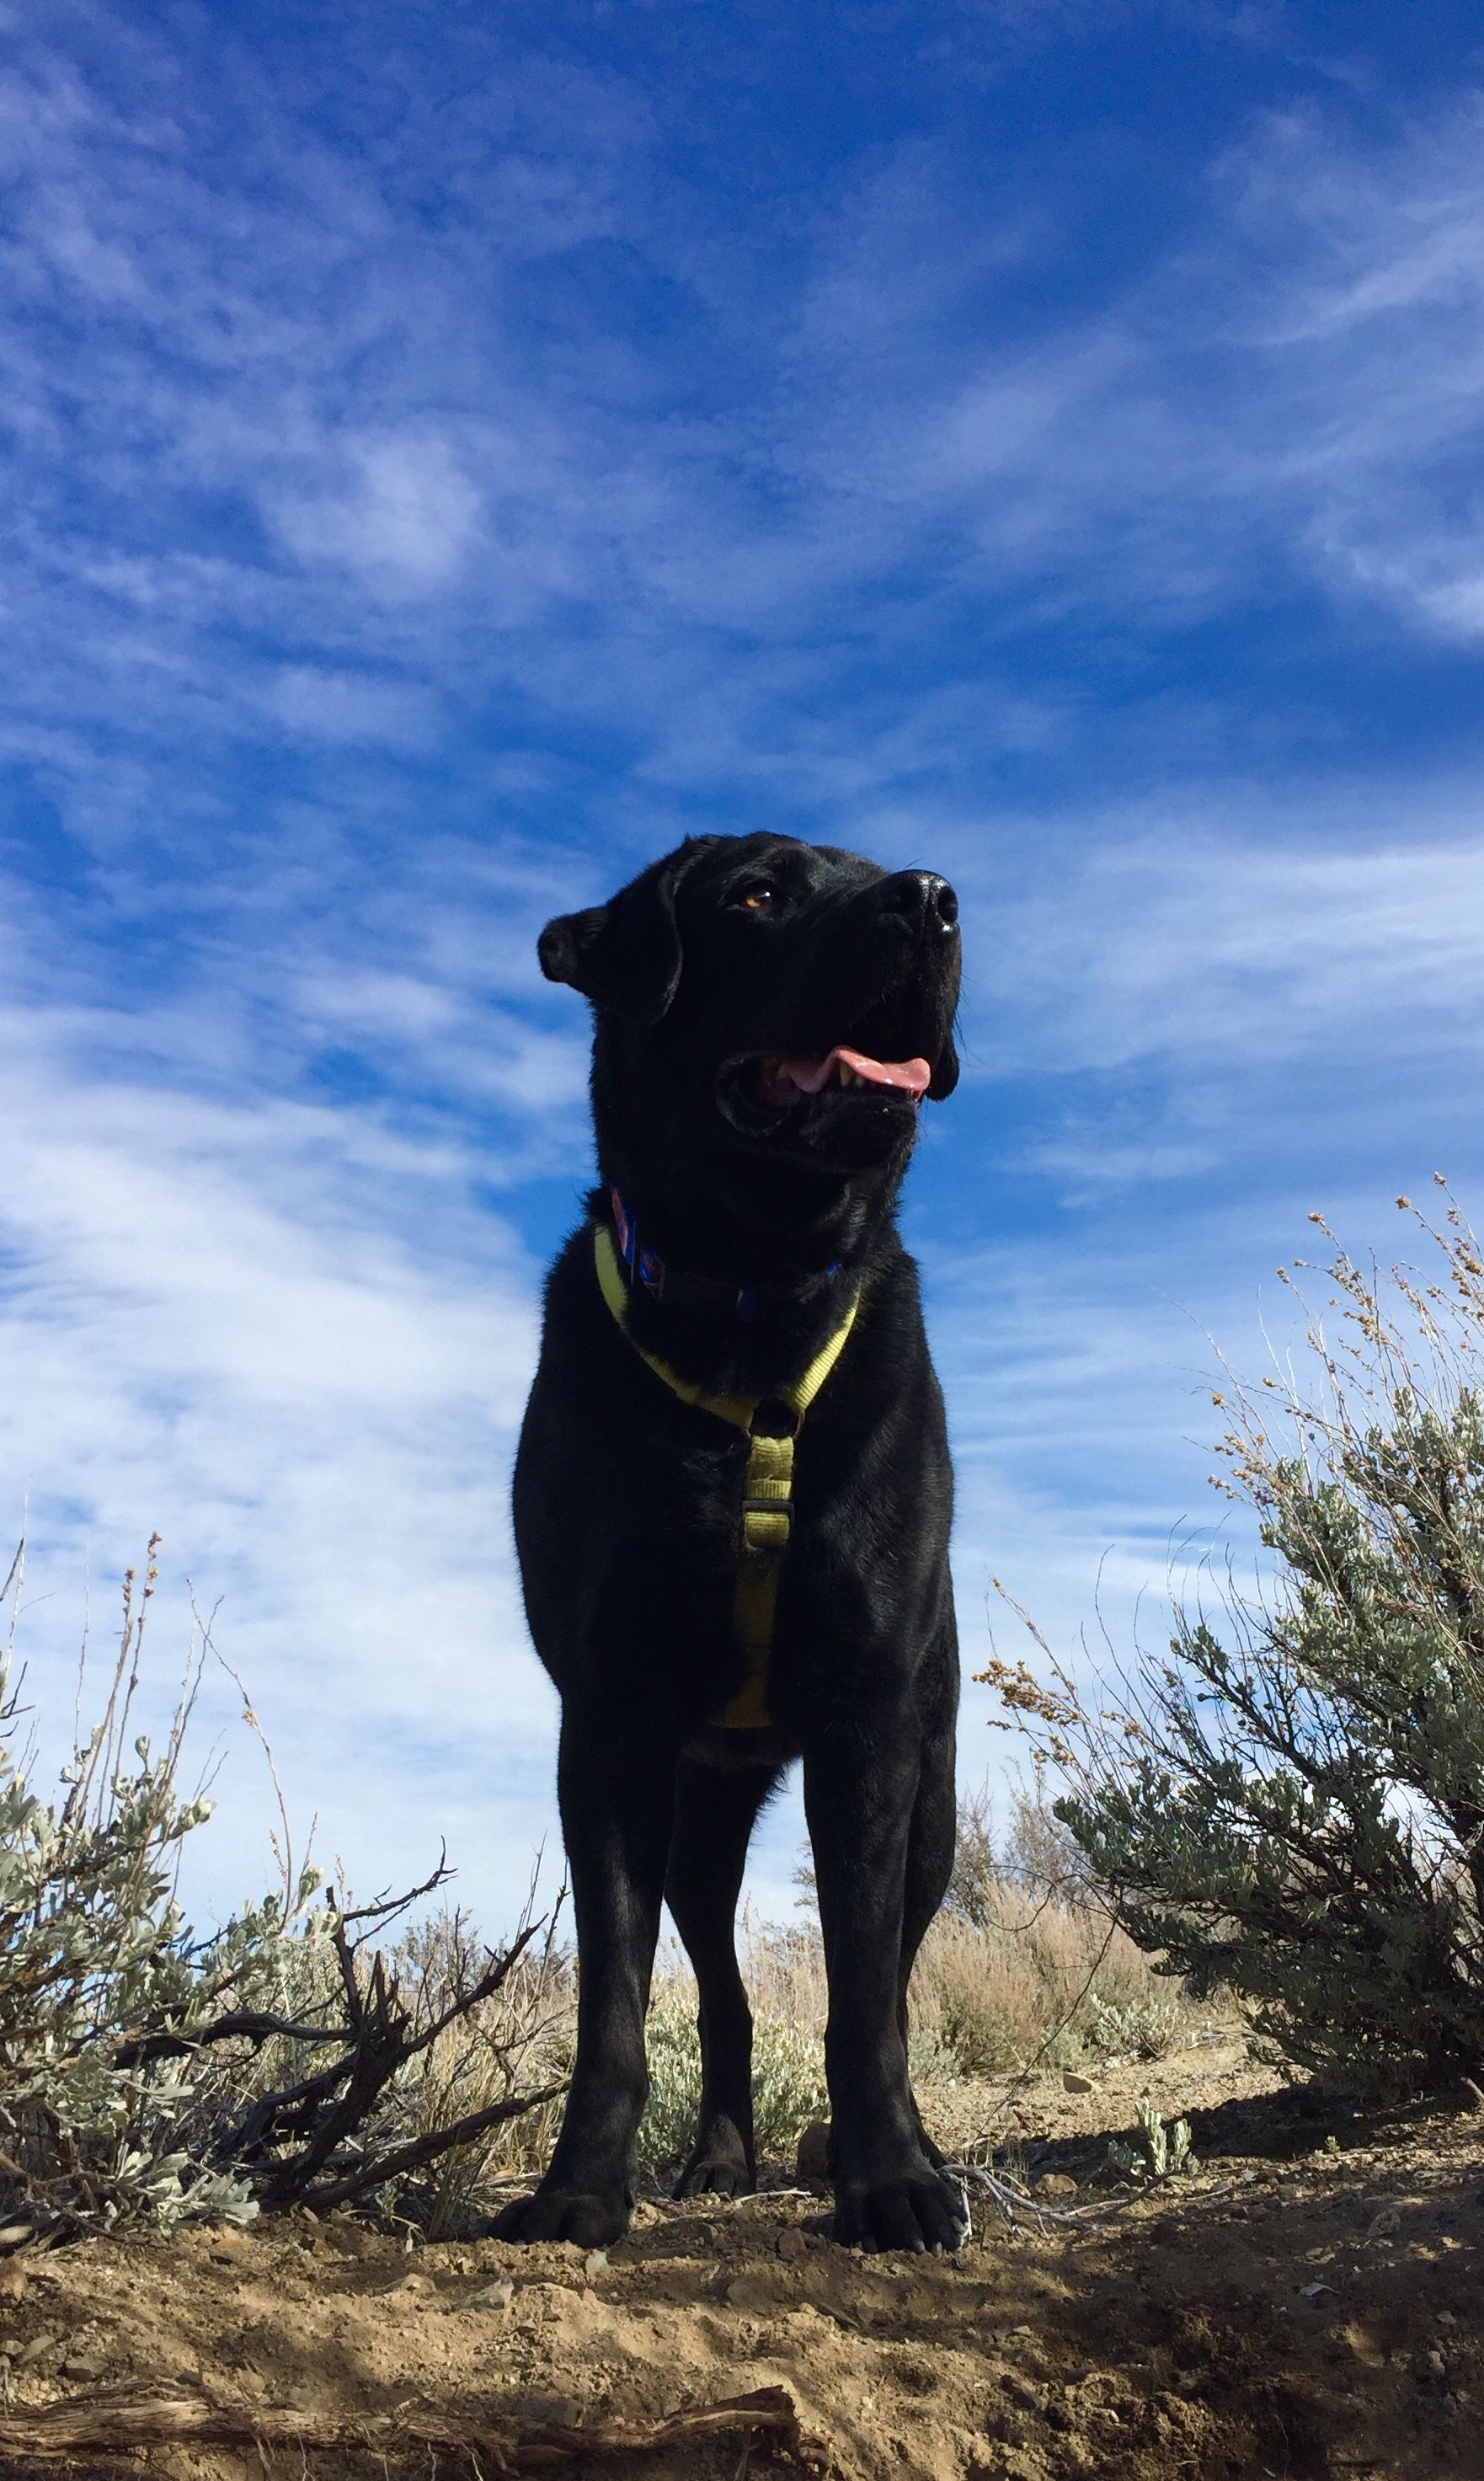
538;839;718;1024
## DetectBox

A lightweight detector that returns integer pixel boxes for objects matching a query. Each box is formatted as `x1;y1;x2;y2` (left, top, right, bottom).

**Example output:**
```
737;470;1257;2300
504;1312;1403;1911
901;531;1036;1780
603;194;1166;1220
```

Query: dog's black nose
875;869;959;934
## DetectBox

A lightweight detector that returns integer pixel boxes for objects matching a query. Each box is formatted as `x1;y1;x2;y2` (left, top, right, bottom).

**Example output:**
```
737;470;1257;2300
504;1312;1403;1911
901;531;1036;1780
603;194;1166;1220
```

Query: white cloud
0;973;568;1928
264;666;443;747
268;437;482;596
937;791;1484;1083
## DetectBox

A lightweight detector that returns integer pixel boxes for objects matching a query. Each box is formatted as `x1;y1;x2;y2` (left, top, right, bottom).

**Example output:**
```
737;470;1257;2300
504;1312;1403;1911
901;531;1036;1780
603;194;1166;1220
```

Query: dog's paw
675;2148;754;2198
675;2154;750;2197
489;2184;631;2247
675;2114;753;2199
830;2167;968;2256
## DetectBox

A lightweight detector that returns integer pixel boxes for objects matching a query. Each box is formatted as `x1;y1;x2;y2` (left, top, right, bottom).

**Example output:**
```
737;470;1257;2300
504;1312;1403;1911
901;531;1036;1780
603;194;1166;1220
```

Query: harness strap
592;1224;857;1727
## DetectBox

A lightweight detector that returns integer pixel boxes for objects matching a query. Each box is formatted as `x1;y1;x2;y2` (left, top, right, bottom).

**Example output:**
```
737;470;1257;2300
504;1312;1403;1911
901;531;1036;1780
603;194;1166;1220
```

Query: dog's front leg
804;1714;968;2254
494;1718;674;2247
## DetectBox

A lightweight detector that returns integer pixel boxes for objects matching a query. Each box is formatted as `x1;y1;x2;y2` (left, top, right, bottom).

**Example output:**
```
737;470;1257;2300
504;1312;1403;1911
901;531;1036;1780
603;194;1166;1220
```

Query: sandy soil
2;2037;1481;2479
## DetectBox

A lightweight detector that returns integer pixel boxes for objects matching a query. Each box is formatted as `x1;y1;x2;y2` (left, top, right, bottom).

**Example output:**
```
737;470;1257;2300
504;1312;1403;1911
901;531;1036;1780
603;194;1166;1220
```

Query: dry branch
293;2081;566;2211
0;2380;824;2472
112;2010;345;2068
207;1898;558;2211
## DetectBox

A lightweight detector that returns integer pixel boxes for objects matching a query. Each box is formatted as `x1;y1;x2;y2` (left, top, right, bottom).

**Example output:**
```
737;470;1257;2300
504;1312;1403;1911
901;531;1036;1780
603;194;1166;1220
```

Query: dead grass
911;1894;1190;2077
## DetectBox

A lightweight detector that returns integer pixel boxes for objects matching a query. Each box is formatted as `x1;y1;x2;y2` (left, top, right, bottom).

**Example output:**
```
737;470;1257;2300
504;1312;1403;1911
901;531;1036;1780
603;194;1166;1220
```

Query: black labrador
499;831;964;2254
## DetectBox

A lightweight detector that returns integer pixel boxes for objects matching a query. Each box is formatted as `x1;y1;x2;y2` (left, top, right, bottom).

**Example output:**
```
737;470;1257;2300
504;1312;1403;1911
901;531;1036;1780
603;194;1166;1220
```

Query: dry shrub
909;1892;1181;2077
387;1914;574;2232
0;1537;572;2239
734;1914;829;2030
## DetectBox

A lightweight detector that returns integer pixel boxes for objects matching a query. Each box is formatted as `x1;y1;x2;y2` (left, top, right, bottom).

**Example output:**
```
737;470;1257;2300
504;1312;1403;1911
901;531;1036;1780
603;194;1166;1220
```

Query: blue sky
4;0;1484;1928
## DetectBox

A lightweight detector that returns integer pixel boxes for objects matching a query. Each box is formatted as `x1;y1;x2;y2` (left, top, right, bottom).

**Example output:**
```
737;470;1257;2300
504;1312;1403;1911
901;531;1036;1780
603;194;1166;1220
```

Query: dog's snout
875;869;959;934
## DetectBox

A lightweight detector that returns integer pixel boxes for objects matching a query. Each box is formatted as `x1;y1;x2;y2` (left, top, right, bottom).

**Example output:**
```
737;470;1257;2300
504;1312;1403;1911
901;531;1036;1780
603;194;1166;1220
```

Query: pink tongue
783;1045;932;1097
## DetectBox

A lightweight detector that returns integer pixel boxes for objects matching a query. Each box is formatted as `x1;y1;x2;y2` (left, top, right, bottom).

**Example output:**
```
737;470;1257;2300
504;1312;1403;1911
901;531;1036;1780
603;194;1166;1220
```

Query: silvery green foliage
0;1545;568;2241
1030;1200;1484;2095
0;1724;273;2231
635;1986;827;2171
1108;2100;1194;2182
1084;1992;1181;2061
0;1542;328;2234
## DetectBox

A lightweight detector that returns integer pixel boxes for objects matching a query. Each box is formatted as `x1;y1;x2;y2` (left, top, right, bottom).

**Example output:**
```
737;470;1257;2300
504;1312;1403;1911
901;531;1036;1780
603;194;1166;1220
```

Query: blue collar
608;1189;841;1323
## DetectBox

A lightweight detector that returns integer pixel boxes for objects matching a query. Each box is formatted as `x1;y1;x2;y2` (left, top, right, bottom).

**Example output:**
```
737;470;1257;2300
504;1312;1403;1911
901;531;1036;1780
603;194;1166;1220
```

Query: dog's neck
606;1187;844;1323
585;1168;905;1396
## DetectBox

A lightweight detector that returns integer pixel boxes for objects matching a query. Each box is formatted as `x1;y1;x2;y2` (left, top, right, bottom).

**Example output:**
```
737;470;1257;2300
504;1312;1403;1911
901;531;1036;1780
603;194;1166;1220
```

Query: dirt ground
3;2036;1481;2480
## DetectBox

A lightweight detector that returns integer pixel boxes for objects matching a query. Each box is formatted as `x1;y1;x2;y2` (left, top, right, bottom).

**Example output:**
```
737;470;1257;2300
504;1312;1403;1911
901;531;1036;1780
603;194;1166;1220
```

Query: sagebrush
0;1541;569;2238
982;1188;1484;2094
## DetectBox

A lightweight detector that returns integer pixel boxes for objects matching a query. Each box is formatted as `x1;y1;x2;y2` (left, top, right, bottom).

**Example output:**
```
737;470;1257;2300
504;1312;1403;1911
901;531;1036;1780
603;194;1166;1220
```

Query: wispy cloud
0;984;559;1920
7;8;1484;826
969;802;1484;1080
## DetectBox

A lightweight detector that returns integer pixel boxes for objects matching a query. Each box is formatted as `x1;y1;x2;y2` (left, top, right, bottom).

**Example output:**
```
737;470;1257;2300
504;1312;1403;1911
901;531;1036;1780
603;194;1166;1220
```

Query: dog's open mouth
717;1041;932;1136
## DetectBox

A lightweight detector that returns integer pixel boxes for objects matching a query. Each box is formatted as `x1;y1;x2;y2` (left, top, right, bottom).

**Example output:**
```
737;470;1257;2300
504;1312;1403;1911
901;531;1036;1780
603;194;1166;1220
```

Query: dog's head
539;832;960;1268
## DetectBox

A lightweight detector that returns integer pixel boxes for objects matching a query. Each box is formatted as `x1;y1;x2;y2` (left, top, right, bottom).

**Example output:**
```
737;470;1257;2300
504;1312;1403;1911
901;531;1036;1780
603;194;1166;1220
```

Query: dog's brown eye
737;883;776;912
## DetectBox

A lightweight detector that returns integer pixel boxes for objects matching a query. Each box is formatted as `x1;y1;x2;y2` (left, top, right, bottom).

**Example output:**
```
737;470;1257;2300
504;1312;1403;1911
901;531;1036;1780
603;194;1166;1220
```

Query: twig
945;2160;1102;2232
112;2010;347;2069
296;2082;567;2211
339;1850;453;1941
195;1598;314;1922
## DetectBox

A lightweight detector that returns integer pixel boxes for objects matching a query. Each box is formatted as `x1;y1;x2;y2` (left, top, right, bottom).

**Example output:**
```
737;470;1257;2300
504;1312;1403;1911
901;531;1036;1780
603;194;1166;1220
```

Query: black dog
499;831;964;2254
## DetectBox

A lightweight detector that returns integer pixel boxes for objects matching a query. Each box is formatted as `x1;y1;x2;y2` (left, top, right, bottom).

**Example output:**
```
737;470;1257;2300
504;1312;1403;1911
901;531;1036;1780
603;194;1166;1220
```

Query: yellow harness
593;1225;858;1727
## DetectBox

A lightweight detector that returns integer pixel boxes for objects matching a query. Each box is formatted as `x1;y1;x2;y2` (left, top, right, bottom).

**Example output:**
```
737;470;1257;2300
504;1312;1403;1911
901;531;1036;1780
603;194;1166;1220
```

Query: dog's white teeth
835;1061;856;1087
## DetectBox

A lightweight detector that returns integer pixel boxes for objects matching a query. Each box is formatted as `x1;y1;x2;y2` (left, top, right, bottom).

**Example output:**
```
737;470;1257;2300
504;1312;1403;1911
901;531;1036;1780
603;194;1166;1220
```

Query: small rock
1367;2206;1401;2238
518;2394;582;2430
61;2353;107;2382
584;2249;607;2277
1147;2217;1182;2245
777;2227;808;2260
796;2122;830;2185
175;2369;206;2388
1062;2072;1096;2095
1035;2174;1078;2198
462;2280;514;2314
